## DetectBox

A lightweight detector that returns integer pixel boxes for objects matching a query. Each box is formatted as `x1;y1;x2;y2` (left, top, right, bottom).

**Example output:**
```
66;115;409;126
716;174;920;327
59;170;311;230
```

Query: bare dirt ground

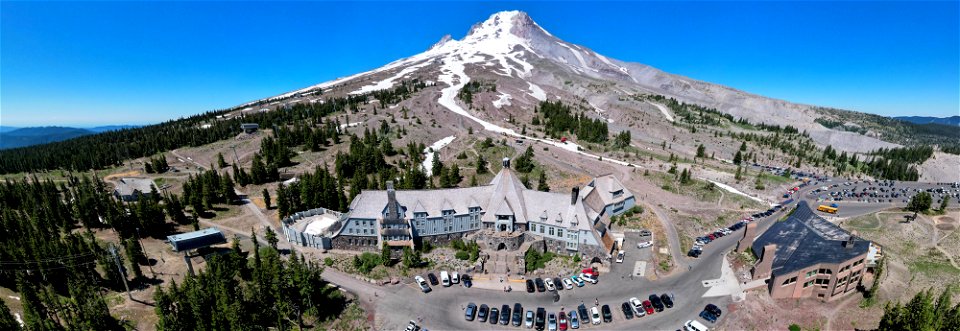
721;289;883;331
919;152;960;183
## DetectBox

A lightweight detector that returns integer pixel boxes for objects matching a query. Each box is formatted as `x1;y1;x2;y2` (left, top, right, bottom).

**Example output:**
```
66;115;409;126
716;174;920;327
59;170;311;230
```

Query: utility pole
109;244;133;300
232;145;240;164
135;228;156;279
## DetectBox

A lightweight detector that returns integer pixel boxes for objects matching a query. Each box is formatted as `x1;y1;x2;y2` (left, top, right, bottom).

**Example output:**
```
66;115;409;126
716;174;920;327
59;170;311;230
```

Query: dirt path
650;205;688;272
171;149;207;170
823;292;863;330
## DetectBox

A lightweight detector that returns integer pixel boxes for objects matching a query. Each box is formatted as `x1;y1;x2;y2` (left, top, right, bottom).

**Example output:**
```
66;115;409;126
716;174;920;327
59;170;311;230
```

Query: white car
414;276;431;293
637;241;653;249
545;278;557;291
580;273;598;284
440;271;451;287
616;250;625;263
684;319;709;331
590;307;602;325
630;297;646;317
562;278;574;290
451;271;460;284
525;310;535;328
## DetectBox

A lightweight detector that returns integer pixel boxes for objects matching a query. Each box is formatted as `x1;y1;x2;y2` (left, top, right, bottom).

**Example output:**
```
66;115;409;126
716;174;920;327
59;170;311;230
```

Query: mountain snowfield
253;10;898;155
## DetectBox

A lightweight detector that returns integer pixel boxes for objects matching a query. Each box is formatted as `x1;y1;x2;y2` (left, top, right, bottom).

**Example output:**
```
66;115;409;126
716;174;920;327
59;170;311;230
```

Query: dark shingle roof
752;202;869;275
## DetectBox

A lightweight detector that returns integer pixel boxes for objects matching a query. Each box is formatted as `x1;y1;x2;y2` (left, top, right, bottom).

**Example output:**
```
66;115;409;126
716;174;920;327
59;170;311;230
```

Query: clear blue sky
2;1;958;127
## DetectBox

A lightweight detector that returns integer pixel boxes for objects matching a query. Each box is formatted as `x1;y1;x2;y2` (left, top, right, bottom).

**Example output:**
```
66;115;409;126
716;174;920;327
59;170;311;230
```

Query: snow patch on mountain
492;92;513;108
422;135;456;176
527;82;546;101
556;42;595;72
349;61;431;95
649;102;675;122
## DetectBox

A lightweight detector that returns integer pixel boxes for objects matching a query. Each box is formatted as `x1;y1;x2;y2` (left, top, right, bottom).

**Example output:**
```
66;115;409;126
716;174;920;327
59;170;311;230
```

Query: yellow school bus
817;205;838;214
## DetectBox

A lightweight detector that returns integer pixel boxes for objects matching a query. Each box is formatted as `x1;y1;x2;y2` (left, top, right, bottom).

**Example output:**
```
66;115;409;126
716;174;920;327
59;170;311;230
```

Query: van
440;271;451;287
684;319;709;331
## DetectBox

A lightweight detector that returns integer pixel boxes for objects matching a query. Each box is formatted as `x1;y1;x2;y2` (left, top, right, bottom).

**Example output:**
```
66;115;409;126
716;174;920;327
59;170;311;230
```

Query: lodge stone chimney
571;187;580;205
736;222;758;253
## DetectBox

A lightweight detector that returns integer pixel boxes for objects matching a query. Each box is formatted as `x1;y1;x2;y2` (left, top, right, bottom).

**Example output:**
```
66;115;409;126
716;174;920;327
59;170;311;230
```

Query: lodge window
805;270;816;278
815;278;830;287
549;227;555;236
803;280;815;288
818;268;832;275
781;276;798;286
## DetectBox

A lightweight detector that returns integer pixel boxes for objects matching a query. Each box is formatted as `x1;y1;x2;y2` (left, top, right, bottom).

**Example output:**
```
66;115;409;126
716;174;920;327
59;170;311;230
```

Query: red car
559;311;568;330
642;300;655;315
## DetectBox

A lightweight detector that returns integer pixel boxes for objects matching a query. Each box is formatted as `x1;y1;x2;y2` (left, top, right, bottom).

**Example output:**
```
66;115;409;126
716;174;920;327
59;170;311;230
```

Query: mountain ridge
243;10;899;153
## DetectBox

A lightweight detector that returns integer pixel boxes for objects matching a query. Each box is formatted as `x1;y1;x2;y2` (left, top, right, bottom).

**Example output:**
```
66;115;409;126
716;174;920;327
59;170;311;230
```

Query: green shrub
455;251;470;260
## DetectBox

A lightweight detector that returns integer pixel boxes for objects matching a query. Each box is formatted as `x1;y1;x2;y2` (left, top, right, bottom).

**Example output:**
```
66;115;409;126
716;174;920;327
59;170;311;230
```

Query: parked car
601;304;612;323
621;302;634;320
500;305;511;325
637;241;653;249
427;273;439;285
525;310;535;329
462;274;472;288
571;275;585;287
489;307;500;325
649;294;664;312
660;294;674;309
642;300;655;315
630;297;645;316
562;278;574;289
536;307;546;331
684;319;709;331
569;310;580;329
705;304;722;317
558;311;568;331
639;229;652;236
526;279;536;293
577;304;589;325
440;271;451;287
545;278;557;291
589;307;601;325
535;278;546;292
415;275;431;293
548;313;557;331
512;305;523;326
699;310;717;323
478;304;489;322
465;302;477;321
615;250;625;263
451;272;460;284
580;272;598;284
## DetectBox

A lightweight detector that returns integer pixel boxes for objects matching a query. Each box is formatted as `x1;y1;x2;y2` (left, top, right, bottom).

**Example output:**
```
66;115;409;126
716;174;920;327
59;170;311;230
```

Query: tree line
0;80;422;174
535;100;609;144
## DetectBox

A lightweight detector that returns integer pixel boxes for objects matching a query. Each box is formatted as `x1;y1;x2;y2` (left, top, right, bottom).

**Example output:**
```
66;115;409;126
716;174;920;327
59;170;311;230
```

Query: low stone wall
420;230;477;246
330;235;379;252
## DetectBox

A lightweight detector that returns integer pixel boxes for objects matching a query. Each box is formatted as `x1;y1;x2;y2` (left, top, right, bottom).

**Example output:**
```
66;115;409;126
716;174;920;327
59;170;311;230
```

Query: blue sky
2;1;958;127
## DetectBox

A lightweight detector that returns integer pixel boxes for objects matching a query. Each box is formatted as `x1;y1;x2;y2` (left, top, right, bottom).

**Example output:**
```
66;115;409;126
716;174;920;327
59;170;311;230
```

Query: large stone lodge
282;158;636;261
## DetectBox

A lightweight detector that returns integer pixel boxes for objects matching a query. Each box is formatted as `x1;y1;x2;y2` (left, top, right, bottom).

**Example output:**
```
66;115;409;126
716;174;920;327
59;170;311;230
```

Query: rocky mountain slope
246;10;898;154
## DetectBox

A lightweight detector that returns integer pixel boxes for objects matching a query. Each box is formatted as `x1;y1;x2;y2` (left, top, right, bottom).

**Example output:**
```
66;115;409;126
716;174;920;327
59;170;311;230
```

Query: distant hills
895;116;960;126
0;125;139;149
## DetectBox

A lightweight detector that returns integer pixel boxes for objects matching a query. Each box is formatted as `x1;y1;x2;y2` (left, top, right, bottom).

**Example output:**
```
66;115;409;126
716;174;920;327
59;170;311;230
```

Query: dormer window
612;189;623;198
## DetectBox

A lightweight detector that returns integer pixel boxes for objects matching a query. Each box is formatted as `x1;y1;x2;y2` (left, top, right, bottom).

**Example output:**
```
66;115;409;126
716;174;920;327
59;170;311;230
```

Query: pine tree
696;144;706;158
0;298;21;331
733;150;743;165
217;152;227;168
262;188;272;209
537;171;550;192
